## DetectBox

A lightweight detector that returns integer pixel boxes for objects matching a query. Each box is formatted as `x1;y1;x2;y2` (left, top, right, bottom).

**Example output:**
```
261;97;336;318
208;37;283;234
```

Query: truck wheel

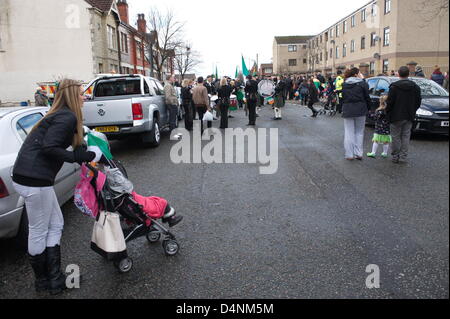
142;118;161;148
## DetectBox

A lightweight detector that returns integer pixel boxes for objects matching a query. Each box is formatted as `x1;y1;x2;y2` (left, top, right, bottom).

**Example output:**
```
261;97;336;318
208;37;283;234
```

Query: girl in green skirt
367;96;392;158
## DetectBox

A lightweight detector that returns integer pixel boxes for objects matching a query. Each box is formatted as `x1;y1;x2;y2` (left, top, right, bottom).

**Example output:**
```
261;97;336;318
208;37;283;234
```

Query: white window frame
288;45;297;52
351;15;356;27
351;40;355;53
385;0;391;14
383;27;390;46
361;8;367;22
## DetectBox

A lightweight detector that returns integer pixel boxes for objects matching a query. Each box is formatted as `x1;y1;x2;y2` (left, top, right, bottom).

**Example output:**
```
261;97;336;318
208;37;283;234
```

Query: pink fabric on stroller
131;192;167;221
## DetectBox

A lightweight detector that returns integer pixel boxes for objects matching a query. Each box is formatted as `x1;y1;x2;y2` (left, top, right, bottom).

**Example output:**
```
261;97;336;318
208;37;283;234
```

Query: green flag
241;56;249;76
87;133;113;161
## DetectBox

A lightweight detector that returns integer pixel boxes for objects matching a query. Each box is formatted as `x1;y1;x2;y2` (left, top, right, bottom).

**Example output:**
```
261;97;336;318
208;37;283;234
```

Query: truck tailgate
83;99;133;128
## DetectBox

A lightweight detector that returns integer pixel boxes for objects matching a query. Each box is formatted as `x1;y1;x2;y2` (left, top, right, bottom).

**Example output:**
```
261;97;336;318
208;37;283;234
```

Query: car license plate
95;126;119;133
441;121;449;127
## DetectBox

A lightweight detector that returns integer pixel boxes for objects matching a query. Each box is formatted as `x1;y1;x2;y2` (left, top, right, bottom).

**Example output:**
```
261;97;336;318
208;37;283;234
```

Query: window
351;40;355;53
361;36;366;49
336;24;340;37
343;44;347;57
371;32;377;47
351;15;356;27
289;59;297;66
136;41;142;59
95;79;142;97
370;61;375;75
375;80;390;95
330;28;334;38
320;52;323;61
16;113;44;141
383;59;389;73
107;25;117;50
372;2;378;16
385;0;391;14
98;63;104;74
120;33;128;53
361;8;367;22
320;35;323;43
330;48;333;58
383;27;390;46
303;45;307;49
367;78;379;95
343;20;348;33
303;58;307;64
336;47;340;59
288;45;297;52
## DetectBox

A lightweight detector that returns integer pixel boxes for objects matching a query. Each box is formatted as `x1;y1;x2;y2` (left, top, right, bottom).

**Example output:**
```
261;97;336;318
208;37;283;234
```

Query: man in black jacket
386;66;422;164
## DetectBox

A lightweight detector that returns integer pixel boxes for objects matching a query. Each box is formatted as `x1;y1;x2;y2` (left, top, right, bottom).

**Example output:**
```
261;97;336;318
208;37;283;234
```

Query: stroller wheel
146;231;161;243
114;257;133;274
163;240;180;256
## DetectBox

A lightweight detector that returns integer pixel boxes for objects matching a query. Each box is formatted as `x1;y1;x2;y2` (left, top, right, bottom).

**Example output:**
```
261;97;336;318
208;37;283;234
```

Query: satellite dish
373;53;381;59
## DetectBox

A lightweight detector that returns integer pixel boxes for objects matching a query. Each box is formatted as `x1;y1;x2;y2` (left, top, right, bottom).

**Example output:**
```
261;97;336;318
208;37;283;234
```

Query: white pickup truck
83;74;176;147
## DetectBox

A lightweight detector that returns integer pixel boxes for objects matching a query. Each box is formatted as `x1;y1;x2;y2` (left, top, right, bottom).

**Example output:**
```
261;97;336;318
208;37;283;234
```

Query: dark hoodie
342;77;371;118
386;79;422;123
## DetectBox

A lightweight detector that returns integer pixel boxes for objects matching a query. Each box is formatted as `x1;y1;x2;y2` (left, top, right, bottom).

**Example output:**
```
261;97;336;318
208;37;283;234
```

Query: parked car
83;74;178;147
366;76;449;134
0;107;80;246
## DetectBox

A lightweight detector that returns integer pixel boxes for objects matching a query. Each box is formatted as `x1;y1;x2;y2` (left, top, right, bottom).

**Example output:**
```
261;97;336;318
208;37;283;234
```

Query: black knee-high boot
29;250;49;292
46;245;67;295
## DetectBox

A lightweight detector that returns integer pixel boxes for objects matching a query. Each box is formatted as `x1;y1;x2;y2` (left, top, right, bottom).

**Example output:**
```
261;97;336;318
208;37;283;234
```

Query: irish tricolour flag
87;133;113;162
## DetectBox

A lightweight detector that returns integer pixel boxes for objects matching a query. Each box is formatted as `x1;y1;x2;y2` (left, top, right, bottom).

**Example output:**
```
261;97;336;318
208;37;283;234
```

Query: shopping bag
74;164;106;219
202;110;214;121
91;211;127;261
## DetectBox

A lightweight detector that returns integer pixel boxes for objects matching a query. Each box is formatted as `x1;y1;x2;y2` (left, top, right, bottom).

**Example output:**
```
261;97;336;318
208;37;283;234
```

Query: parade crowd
163;64;448;164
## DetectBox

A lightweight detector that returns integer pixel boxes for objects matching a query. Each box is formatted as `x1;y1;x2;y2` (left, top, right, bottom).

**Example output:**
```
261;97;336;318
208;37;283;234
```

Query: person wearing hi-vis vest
334;70;344;113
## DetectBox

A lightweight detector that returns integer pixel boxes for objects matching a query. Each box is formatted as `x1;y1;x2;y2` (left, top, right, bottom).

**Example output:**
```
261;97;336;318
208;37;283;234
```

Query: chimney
117;0;129;24
137;14;147;34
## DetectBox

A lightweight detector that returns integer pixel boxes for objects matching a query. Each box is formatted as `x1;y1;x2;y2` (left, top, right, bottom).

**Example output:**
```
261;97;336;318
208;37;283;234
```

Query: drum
258;80;276;98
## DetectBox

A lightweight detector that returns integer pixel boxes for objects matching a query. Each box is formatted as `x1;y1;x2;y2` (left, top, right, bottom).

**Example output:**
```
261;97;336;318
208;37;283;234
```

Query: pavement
0;103;448;299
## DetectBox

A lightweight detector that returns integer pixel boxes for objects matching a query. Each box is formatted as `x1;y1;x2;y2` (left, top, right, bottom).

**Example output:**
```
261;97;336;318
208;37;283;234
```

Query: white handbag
202;110;214;121
91;211;127;261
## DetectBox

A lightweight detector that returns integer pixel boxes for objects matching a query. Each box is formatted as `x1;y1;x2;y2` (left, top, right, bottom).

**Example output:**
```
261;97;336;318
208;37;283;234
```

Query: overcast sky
128;0;370;77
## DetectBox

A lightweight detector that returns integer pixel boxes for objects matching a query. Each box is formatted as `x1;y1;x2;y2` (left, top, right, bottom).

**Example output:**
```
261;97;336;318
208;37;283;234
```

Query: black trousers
168;105;178;132
220;103;229;129
196;106;212;132
308;102;318;115
247;99;257;125
183;102;193;131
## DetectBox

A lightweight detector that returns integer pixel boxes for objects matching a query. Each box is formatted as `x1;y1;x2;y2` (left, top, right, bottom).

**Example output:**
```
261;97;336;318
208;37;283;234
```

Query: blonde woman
217;77;233;129
12;79;96;295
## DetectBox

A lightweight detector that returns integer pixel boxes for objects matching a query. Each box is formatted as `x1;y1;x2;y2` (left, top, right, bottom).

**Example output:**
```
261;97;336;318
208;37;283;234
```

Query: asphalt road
0;103;448;299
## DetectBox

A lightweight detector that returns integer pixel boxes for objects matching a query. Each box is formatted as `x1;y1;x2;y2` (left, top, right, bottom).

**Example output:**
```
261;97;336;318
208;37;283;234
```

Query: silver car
0;107;80;246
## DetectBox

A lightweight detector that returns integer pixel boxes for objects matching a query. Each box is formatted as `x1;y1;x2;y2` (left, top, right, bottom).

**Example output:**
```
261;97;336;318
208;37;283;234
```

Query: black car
366;76;449;135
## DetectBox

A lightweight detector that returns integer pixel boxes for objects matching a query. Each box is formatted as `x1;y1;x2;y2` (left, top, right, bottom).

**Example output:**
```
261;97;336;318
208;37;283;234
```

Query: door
147;79;168;126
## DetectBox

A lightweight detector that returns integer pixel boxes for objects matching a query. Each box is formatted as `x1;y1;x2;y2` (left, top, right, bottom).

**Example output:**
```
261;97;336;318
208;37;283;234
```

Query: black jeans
183;102;193;131
220;103;229;129
308;102;318;115
196;106;212;133
168;104;178;131
247;99;257;125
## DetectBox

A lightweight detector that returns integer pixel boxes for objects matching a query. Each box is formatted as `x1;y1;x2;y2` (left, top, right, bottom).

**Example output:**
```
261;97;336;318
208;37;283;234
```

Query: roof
85;0;114;12
274;36;314;45
0;107;45;119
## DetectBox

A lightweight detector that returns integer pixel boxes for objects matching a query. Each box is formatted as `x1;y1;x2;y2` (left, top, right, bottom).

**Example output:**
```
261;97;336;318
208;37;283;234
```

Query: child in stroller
77;128;183;273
